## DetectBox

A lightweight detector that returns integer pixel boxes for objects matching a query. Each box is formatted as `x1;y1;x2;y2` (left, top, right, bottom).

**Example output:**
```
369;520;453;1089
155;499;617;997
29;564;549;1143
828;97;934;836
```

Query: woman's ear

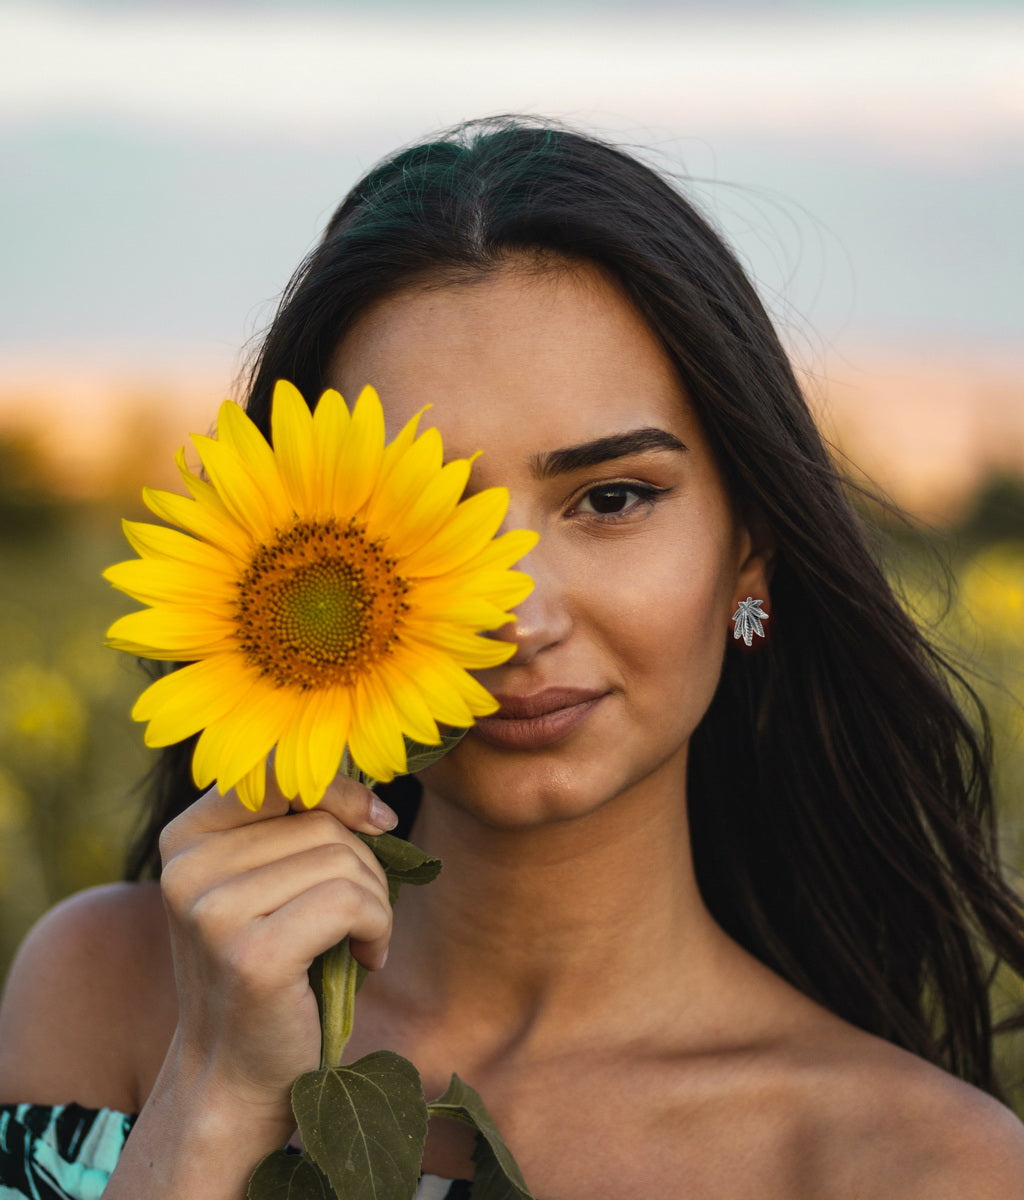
734;512;776;604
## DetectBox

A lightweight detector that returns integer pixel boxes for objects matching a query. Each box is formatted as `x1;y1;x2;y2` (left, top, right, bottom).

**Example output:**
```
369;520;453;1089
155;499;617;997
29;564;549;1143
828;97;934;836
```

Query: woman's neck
373;770;733;1059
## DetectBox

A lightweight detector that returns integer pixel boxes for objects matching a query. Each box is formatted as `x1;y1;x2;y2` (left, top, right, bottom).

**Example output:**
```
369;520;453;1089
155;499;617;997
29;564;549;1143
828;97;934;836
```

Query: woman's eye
576;483;660;517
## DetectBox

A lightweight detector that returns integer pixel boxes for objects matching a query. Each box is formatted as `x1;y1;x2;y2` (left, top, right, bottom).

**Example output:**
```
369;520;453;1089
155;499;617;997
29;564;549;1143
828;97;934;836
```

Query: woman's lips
471;688;606;751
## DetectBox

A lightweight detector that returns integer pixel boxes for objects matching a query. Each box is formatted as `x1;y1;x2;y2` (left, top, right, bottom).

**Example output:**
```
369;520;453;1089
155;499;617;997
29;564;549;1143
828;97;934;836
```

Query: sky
2;0;1021;374
0;0;1022;518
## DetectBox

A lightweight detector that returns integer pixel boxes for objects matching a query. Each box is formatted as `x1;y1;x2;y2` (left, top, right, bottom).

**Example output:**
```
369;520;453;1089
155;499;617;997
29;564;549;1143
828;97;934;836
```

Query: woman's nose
490;547;572;665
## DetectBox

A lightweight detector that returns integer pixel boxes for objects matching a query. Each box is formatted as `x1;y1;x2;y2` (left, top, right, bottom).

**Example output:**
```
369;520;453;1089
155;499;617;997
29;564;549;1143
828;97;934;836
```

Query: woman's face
329;262;771;828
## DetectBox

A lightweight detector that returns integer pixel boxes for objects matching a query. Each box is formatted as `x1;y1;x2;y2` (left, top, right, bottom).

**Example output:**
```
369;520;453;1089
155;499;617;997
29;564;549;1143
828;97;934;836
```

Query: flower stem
309;751;375;1071
316;938;358;1070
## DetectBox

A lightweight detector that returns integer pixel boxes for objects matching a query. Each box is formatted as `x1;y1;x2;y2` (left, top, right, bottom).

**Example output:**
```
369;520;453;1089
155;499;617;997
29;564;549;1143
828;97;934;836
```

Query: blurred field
0;421;1022;1111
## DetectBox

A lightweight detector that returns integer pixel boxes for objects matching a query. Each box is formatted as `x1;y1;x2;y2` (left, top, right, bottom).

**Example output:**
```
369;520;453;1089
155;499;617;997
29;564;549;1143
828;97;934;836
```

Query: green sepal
358;830;442;890
356;830;442;913
292;1051;429;1200
246;1148;331;1199
403;728;467;773
427;1074;534;1199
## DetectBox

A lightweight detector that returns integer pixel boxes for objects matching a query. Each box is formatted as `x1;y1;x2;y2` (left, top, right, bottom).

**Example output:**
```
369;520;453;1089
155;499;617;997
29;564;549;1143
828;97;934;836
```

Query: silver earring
732;597;768;646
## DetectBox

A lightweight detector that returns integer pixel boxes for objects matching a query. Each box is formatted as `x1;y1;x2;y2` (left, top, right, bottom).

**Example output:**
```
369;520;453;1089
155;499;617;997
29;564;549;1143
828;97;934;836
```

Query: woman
2;117;1024;1199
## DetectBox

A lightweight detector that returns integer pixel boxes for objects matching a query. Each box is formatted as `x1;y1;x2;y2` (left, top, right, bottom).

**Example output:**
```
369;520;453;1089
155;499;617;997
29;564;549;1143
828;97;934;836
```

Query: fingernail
369;796;398;832
379;946;390;969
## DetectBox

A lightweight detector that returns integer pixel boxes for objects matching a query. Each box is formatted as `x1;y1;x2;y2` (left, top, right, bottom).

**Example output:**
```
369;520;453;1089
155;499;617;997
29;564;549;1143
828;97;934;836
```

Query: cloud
2;3;1022;160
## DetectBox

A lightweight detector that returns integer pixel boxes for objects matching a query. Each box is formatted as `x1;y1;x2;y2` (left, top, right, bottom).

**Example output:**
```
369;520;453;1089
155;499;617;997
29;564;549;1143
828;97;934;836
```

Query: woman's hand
156;774;398;1123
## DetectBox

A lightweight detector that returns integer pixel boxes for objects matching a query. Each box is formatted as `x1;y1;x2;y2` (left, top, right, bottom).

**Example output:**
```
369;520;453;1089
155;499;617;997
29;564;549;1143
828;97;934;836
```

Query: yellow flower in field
105;382;537;809
960;543;1024;647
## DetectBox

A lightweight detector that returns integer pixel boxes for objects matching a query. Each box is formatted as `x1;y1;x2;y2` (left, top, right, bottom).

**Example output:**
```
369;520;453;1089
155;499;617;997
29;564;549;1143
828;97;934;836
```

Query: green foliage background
0;432;1021;1112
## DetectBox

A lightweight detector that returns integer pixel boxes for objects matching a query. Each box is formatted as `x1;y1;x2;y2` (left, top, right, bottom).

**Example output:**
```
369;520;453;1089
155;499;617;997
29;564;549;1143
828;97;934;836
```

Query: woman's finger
163;807;390;898
185;846;393;973
187;841;391;932
161;770;397;858
258;878;393;979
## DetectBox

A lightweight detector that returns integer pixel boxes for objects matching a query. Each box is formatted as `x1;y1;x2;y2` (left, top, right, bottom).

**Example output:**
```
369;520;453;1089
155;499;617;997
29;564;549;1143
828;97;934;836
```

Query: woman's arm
0;776;399;1199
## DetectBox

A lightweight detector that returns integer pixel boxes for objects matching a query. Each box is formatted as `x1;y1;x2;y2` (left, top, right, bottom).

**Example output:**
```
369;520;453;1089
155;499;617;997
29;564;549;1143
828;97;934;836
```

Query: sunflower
105;381;537;809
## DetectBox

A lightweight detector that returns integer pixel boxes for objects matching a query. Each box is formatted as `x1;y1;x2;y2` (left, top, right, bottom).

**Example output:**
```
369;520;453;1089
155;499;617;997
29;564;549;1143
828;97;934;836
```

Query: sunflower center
235;519;409;689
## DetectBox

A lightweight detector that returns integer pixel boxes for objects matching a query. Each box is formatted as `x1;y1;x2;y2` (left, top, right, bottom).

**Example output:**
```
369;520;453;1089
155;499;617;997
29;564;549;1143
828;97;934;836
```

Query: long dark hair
127;116;1024;1099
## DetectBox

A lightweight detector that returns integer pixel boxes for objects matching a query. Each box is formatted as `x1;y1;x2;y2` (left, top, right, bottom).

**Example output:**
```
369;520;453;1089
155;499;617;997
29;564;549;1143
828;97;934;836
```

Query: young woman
2;117;1023;1200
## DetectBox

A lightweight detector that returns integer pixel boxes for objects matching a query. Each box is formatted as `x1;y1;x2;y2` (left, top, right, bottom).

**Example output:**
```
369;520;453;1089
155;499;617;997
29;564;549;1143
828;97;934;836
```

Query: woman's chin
415;744;627;833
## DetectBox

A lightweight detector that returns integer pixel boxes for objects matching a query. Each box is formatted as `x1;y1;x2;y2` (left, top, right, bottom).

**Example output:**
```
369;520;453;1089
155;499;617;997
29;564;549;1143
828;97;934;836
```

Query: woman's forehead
327;263;700;451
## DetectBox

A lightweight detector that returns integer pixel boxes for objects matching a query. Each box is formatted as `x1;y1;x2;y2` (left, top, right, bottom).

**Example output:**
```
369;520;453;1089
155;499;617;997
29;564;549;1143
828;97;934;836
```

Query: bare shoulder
796;1016;1024;1199
866;1055;1024;1199
0;882;174;1110
919;1079;1024;1199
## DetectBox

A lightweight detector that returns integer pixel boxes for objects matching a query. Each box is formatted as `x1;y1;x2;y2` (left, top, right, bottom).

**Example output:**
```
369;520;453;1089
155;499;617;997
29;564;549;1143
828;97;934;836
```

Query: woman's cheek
615;550;730;716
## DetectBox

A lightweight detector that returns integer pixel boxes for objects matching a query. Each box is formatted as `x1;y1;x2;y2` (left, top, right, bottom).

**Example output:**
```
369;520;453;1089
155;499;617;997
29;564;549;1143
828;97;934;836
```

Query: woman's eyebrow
530;427;688;479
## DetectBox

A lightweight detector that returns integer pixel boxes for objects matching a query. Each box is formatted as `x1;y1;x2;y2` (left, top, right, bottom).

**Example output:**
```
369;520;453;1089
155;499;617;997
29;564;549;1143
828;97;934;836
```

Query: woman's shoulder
0;882;174;1111
681;956;1024;1197
783;1014;1024;1199
5;879;166;951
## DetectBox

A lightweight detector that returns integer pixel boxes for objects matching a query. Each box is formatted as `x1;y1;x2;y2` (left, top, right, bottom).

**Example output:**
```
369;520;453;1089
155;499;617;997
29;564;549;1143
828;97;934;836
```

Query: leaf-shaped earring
732;596;768;646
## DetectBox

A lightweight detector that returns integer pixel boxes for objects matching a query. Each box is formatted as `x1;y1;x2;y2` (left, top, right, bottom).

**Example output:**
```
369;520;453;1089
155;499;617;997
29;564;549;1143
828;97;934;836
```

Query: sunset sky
1;0;1021;512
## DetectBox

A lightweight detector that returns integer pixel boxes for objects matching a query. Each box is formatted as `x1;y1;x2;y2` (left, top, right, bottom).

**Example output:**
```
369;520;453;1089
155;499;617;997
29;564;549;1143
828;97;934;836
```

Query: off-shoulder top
0;1103;469;1199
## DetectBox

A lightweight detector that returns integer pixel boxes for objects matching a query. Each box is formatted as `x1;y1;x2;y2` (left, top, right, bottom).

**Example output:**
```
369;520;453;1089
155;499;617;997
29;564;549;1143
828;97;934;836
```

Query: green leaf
246;1149;331;1199
403;729;467;773
471;1137;531;1200
356;831;442;910
427;1074;534;1199
292;1051;429;1200
358;831;442;887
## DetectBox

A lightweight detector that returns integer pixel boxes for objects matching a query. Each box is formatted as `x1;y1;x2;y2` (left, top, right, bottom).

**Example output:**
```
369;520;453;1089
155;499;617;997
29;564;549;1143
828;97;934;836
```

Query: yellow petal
271;380;317;515
467;569;535;611
412;566;534;611
405;647;500;717
174;447;232;515
215;400;292;524
377;406;427;484
400;619;517;668
390;647;487;726
191;435;281;544
304;687;352;804
374;659;441;746
364;426;444;534
400;487;509;577
236;760;267;811
104;558;236;609
460;527;540;573
142;486;252;563
107;607;237;658
274;688;348;806
274;693;315;802
132;656;255;745
192;684;295;794
347;676;407;783
119;520;237;575
330;385;385;516
312;387;350;437
409;593;513;628
384;455;475;559
312;389;351;519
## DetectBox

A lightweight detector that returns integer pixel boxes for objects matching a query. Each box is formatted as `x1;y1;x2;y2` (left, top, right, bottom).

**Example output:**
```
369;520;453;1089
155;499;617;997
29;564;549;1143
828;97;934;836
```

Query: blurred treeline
0;429;1022;1110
